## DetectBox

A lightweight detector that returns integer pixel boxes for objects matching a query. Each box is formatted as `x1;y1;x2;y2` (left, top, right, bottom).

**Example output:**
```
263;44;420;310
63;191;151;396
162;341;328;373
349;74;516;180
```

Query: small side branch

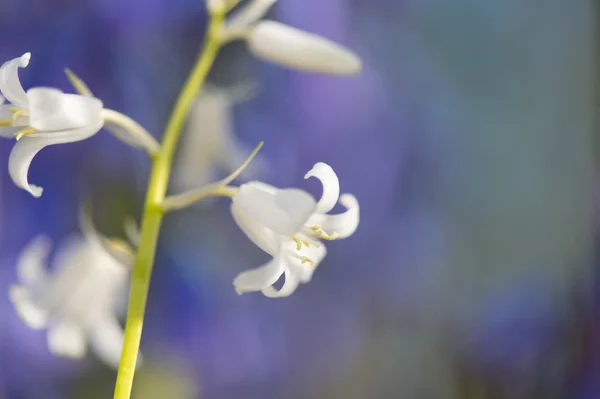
162;141;263;211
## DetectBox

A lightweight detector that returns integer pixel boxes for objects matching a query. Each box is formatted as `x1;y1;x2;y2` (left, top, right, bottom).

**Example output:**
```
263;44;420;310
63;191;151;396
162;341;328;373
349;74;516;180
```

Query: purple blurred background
0;0;598;398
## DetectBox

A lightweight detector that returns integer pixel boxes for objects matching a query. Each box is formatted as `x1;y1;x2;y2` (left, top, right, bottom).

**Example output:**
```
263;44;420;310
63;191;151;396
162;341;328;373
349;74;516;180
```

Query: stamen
301;256;315;268
11;109;28;122
307;225;339;241
291;236;312;251
15;127;38;141
291;236;302;251
318;231;338;240
0;120;12;127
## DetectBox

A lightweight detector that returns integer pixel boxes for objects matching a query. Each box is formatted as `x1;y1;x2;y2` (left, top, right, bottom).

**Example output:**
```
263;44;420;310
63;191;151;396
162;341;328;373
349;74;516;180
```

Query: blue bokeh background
0;0;598;398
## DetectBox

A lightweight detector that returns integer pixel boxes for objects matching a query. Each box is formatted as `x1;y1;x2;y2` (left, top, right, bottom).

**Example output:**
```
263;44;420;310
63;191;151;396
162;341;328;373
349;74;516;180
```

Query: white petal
8;119;104;197
309;193;360;239
231;201;279;255
47;320;87;359
233;182;316;236
16;235;51;286
27;88;103;131
247;21;362;75
0;53;30;109
9;285;48;329
89;317;127;369
304;162;340;214
233;255;285;294
261;267;299;298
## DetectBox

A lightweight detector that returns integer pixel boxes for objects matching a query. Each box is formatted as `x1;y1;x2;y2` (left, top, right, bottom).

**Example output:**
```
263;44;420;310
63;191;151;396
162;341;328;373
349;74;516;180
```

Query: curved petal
233;255;285;294
47;320;87;359
308;193;360;239
247;21;362;75
0;53;30;108
16;235;52;287
231;201;279;255
27;88;103;131
261;267;300;298
304;162;339;214
8;119;103;197
9;285;48;329
233;183;316;236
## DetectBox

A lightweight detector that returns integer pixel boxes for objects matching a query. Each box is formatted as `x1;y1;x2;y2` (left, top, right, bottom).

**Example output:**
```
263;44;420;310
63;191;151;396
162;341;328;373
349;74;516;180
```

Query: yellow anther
308;225;338;241
291;236;312;251
301;256;315;268
291;236;302;250
318;231;338;240
0;120;12;127
15;127;38;140
11;109;28;122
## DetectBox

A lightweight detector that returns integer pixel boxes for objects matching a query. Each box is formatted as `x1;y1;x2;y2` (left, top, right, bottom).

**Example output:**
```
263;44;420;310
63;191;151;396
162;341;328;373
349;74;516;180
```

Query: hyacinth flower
164;160;360;297
0;53;159;197
219;0;362;75
8;209;136;368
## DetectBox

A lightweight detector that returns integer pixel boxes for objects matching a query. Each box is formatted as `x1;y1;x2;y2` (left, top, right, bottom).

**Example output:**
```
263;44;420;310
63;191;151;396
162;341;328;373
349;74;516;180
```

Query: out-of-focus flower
221;0;362;75
232;162;359;297
0;53;104;197
172;85;265;193
8;210;134;368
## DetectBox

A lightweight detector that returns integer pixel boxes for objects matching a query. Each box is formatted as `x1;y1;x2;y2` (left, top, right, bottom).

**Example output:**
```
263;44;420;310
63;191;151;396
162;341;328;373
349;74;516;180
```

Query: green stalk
113;9;225;399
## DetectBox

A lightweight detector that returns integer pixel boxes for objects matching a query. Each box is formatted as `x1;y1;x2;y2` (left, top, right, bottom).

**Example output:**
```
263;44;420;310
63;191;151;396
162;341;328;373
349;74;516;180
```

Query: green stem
113;10;225;399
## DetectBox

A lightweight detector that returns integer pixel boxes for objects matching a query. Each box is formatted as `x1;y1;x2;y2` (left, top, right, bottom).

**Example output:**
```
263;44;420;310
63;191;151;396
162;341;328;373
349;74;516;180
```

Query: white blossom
231;162;359;297
0;53;104;197
8;212;134;368
173;85;265;193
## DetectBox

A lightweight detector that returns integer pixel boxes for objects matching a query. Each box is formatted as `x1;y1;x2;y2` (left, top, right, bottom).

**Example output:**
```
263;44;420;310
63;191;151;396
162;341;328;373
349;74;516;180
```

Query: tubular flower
173;85;265;192
221;0;362;75
8;212;134;368
0;53;104;197
231;162;359;297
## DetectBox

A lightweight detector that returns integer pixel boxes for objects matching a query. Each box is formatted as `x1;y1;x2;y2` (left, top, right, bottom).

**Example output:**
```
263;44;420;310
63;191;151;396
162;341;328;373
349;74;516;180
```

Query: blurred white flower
232;162;359;297
173;85;265;193
8;211;134;368
221;0;362;75
0;53;105;197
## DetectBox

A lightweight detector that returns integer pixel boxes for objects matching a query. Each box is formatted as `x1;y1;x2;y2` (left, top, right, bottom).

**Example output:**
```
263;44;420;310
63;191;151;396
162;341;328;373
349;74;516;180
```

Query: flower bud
247;21;362;75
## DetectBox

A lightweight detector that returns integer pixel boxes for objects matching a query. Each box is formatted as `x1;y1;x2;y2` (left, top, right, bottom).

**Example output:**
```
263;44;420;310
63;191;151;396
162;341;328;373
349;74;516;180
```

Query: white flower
173;85;265;193
0;53;104;197
221;1;362;75
231;162;359;297
8;212;134;368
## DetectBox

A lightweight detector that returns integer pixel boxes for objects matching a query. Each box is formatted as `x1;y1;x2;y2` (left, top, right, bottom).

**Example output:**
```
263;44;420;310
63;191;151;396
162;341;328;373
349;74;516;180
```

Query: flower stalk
112;6;227;399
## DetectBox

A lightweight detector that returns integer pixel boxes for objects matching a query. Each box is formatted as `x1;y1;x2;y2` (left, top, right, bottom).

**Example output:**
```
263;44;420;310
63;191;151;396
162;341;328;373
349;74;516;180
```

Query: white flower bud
247;21;362;75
